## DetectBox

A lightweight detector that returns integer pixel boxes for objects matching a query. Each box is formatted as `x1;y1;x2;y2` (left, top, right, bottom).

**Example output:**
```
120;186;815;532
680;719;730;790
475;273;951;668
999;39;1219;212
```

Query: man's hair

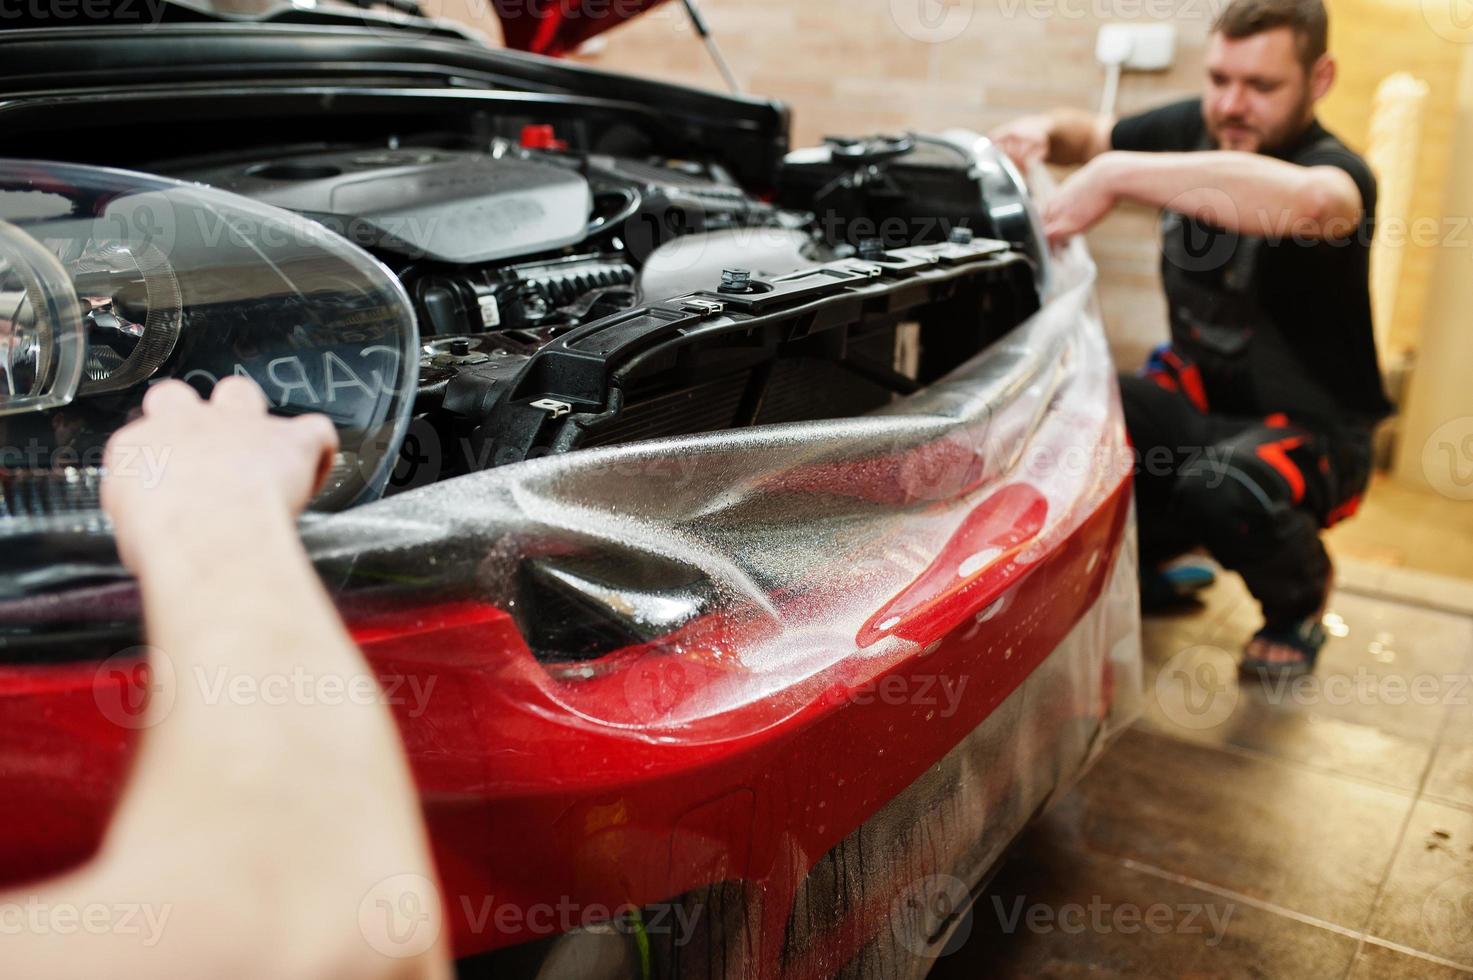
1212;0;1328;70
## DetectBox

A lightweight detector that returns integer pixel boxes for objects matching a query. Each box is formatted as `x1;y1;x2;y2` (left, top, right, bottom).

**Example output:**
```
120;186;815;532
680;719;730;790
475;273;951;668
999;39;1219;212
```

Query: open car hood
491;0;669;56
0;0;666;53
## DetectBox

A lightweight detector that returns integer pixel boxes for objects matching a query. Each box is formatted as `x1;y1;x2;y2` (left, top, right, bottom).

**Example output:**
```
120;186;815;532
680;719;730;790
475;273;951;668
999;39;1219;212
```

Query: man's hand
990;108;1114;169
1042;155;1122;247
989;114;1052;169
101;377;338;572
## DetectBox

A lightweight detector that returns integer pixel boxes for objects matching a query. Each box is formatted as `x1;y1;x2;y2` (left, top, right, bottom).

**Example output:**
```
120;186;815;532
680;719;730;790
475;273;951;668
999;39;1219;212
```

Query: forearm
122;511;444;975
1101;150;1361;237
1044;107;1114;165
5;509;448;979
117;506;382;817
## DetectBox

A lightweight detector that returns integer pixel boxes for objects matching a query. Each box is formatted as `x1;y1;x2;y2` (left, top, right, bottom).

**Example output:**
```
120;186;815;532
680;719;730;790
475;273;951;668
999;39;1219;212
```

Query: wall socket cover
1095;23;1176;71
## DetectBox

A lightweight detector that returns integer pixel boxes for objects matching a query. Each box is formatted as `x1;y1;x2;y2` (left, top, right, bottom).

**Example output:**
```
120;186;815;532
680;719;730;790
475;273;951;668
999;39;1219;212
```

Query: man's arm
1041;149;1364;246
989;108;1115;168
5;378;452;980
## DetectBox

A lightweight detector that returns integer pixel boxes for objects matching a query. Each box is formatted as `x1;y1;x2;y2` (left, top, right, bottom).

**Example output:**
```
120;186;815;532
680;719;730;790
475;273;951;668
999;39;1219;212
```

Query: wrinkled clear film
300;197;1142;743
0;160;419;508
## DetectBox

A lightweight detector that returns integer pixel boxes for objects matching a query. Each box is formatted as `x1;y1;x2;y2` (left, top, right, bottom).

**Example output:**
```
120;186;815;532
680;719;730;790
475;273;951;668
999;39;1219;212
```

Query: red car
0;2;1140;975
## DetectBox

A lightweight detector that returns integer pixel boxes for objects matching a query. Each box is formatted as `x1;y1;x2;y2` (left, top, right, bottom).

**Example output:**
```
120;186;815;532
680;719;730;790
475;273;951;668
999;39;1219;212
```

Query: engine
0;131;1046;518
180;134;1044;495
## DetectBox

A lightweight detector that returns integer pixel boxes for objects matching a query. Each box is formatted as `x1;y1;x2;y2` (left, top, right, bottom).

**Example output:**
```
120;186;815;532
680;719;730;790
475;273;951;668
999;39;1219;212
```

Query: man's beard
1207;89;1314;153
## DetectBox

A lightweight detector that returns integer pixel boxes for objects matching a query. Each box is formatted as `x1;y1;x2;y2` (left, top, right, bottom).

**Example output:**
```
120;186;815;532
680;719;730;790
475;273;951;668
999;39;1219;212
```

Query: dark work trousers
1120;362;1372;627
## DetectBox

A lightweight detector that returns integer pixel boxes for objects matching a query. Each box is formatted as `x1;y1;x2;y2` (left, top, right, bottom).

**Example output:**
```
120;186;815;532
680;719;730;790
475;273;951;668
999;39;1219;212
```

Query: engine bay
1;118;1046;525
180;132;1043;496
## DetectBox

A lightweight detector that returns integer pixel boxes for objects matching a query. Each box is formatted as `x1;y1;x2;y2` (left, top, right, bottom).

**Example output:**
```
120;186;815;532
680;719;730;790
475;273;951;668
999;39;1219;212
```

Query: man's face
1202;26;1318;153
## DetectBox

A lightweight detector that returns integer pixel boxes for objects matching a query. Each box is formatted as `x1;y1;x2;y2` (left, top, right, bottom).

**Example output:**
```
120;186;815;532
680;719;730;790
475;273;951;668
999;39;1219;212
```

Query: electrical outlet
1095;23;1177;71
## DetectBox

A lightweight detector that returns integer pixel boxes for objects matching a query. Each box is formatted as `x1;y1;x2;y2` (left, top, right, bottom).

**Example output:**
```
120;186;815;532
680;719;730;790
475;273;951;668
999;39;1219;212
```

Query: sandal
1240;617;1327;678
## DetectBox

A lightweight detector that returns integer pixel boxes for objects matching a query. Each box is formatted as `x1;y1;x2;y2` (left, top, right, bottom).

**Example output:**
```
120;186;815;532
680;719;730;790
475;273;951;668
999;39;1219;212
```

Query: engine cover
183;148;593;264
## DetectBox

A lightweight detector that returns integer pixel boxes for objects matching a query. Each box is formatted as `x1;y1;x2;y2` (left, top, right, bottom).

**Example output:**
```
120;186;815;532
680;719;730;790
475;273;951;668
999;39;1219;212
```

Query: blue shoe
1141;560;1217;611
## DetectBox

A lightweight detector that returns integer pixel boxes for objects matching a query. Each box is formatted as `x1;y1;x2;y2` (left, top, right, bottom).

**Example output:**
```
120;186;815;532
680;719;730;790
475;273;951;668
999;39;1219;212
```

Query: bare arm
5;378;451;980
989;108;1115;168
1041;149;1364;245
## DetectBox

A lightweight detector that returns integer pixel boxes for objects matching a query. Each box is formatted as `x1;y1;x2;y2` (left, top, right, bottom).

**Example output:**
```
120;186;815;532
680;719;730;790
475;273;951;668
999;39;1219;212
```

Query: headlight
0;160;419;513
0;216;85;417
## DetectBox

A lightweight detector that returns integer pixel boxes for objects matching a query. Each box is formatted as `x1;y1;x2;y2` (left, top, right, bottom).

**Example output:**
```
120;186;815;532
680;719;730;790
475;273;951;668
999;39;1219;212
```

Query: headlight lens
0;216;85;418
0;160;419;510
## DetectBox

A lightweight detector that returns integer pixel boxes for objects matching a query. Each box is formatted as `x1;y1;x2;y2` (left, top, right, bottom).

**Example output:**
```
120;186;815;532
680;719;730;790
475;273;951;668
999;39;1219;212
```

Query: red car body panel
0;475;1129;970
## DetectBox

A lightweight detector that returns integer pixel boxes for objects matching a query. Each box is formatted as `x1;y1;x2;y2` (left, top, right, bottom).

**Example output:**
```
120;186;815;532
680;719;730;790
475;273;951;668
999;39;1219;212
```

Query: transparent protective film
0;194;1144;967
298;226;1141;741
0;160;419;510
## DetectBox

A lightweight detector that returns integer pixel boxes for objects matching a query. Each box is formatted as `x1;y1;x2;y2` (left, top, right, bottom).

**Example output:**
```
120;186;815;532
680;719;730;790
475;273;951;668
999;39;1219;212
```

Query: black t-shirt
1111;97;1391;425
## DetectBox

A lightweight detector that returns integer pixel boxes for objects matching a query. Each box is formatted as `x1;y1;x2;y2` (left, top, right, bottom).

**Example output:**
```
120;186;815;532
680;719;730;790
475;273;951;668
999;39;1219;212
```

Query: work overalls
1120;159;1375;625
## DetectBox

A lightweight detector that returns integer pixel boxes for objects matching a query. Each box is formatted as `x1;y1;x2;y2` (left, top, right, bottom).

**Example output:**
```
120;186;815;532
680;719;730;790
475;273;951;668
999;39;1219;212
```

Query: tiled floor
931;479;1473;978
1326;474;1473;583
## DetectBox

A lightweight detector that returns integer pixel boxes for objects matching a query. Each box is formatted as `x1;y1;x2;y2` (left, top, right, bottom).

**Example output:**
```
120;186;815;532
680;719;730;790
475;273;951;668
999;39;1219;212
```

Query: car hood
491;0;670;56
0;0;670;52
